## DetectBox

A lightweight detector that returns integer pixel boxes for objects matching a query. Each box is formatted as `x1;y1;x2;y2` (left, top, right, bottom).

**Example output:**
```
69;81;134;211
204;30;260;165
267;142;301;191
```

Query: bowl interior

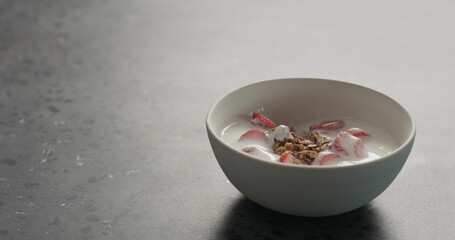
208;78;414;151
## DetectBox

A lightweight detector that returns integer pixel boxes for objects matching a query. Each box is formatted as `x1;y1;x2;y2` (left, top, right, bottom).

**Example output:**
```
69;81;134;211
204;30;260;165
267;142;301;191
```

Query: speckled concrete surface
0;0;454;239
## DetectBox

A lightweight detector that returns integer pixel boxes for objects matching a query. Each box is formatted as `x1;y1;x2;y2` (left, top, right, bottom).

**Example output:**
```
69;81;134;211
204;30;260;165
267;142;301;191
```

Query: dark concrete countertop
1;0;454;239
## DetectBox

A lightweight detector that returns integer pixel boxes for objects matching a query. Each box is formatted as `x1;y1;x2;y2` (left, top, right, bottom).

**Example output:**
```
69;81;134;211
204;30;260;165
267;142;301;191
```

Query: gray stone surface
0;0;454;239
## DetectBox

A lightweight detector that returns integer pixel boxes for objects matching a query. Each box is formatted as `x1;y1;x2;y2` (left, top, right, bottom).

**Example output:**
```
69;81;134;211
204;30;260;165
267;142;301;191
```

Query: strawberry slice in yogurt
238;129;267;141
313;152;339;165
279;153;295;164
331;131;368;159
238;125;294;162
309;120;345;131
346;128;370;138
248;112;277;129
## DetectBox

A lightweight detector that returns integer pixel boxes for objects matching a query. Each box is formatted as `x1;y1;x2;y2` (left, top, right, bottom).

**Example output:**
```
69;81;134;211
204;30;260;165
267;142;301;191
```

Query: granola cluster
272;129;332;165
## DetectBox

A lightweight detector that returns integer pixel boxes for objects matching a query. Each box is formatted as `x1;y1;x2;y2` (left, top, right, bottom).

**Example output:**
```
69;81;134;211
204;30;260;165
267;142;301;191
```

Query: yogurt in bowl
206;78;416;216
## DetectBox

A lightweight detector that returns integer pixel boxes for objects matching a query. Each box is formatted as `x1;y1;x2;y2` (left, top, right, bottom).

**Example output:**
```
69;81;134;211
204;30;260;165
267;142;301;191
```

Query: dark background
1;0;454;239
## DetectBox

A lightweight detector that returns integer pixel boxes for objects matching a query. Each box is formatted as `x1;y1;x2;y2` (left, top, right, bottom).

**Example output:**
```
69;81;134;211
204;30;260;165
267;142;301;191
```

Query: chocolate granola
272;129;332;165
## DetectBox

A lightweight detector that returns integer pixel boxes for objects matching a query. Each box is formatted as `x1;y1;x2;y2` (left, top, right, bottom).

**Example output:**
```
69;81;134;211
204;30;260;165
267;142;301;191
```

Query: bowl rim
206;78;416;170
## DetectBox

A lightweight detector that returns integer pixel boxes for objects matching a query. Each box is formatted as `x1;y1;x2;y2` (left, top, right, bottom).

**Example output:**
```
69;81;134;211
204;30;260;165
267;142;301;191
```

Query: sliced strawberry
346;128;369;138
279;153;295;164
331;131;367;158
309;120;345;131
238;129;267;141
331;132;348;155
248;112;277;129
315;152;339;165
354;138;368;158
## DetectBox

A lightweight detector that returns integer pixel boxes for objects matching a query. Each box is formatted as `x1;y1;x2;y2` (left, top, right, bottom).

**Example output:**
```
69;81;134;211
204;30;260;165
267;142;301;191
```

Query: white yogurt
266;125;294;143
221;116;399;166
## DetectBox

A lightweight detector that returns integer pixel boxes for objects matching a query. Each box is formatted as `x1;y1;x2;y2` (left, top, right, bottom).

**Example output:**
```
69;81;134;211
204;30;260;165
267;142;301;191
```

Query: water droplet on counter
53;120;65;125
102;220;112;228
44;148;55;156
126;170;139;175
75;154;92;166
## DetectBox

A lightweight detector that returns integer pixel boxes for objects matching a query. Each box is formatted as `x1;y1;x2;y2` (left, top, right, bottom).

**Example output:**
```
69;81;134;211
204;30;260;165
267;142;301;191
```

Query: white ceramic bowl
206;78;416;217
